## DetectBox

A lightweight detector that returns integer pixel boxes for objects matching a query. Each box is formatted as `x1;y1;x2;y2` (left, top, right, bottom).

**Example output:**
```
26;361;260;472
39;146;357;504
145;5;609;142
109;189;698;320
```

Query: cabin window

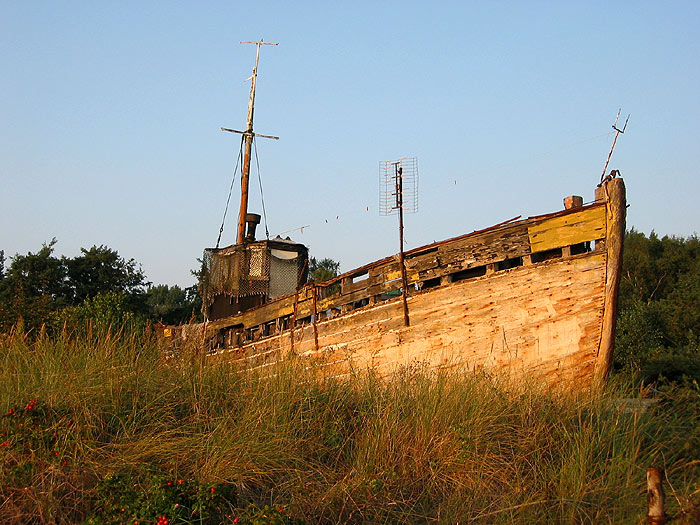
496;257;523;271
353;298;370;309
319;283;341;298
530;248;563;263
570;241;591;255
377;289;402;302
420;277;441;290
452;265;487;282
351;271;369;283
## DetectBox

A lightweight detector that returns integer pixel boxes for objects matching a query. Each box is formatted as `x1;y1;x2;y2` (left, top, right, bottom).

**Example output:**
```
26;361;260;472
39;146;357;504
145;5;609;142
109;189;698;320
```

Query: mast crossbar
221;127;279;140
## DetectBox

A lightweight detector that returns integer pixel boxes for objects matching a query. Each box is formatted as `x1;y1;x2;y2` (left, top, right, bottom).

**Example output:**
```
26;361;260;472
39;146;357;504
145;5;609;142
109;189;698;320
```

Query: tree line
0;240;201;333
1;232;699;383
0;242;342;335
614;229;700;383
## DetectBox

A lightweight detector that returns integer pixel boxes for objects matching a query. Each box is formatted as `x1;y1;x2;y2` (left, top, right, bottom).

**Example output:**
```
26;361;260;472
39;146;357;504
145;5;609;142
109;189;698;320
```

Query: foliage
0;240;202;334
308;257;340;283
146;284;202;325
615;229;700;382
0;331;699;523
58;290;148;333
87;471;237;524
65;245;148;305
0;239;69;333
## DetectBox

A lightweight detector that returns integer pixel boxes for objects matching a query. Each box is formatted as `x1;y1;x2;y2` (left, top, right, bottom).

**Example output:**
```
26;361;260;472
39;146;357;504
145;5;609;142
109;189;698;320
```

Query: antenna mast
600;108;629;185
380;157;419;327
221;40;279;244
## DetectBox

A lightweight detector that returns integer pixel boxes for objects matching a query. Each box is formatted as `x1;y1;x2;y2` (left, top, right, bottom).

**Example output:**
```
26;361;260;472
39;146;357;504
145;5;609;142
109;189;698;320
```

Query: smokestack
245;213;261;241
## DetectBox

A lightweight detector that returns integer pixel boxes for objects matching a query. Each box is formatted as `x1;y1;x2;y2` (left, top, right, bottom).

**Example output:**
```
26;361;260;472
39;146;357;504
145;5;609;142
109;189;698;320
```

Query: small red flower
233;519;240;524
8;409;13;415
210;487;215;493
278;506;284;513
167;481;172;486
54;451;59;456
52;432;57;437
177;479;183;484
62;460;68;467
0;441;10;446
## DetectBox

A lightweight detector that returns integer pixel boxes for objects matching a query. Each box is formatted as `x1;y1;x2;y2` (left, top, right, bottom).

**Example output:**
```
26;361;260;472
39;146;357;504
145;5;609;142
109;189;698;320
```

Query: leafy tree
615;229;700;380
0;241;151;334
65;245;148;305
59;290;147;333
0;239;69;333
309;257;340;283
145;284;201;325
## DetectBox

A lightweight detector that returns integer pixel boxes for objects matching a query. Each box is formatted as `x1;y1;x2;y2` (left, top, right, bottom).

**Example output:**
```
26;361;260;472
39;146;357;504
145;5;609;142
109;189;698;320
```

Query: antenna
600;108;630;185
221;40;279;244
380;157;419;326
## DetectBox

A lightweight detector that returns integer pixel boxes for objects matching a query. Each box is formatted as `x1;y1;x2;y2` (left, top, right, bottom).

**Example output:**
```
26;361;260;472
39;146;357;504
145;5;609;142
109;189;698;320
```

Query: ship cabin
201;213;308;321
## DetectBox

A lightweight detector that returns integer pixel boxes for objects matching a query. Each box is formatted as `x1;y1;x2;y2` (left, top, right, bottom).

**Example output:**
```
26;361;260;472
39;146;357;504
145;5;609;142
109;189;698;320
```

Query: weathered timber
646;467;666;525
214;252;606;384
179;180;625;388
594;177;626;382
528;205;605;252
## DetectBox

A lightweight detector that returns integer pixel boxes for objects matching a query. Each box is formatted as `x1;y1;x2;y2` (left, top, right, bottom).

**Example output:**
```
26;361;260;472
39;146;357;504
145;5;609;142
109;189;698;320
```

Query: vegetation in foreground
1;328;699;524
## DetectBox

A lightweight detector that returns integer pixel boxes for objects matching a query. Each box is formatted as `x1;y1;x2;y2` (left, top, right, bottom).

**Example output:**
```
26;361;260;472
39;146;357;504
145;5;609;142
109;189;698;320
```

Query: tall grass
1;327;699;523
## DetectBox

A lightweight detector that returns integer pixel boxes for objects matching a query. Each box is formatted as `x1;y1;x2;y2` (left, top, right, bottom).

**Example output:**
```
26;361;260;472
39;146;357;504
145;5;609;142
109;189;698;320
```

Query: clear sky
2;2;699;287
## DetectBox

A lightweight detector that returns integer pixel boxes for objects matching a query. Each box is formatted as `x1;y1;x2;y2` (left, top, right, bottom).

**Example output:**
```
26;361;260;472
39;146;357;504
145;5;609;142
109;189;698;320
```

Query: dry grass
1;326;699;523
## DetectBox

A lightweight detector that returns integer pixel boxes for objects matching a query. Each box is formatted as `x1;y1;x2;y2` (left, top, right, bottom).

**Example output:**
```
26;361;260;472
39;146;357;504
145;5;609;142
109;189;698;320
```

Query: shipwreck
164;41;627;386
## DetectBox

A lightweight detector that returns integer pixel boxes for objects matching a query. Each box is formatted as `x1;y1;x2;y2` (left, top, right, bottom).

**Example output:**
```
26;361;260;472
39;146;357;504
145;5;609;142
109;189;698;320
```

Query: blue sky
2;2;699;287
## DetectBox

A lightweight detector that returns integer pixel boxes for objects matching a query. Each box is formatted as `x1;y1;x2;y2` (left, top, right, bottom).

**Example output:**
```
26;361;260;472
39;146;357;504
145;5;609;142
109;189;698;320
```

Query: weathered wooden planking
528;205;605;253
218;252;607;384
594;178;626;381
207;203;608;336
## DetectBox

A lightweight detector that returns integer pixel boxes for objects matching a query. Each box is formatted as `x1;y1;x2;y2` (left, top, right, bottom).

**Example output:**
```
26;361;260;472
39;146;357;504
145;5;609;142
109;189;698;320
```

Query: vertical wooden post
594;177;626;383
290;286;300;353
311;281;320;352
646;467;666;524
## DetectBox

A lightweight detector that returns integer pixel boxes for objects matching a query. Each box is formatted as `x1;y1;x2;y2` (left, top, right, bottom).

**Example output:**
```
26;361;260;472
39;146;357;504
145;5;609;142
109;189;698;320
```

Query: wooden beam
528;205;605;253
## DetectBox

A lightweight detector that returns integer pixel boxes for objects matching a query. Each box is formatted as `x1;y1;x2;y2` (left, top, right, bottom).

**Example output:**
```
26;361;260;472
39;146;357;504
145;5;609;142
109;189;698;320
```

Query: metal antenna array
380;157;419;326
600;108;630;185
380;157;419;216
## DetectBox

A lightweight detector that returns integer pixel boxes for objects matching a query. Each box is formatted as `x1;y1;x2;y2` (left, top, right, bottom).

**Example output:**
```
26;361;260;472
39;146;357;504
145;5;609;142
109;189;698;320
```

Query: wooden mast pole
235;40;278;244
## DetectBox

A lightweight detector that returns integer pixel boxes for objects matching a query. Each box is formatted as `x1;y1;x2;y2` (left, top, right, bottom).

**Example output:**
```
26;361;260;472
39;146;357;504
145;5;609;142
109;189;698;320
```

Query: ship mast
221;40;278;244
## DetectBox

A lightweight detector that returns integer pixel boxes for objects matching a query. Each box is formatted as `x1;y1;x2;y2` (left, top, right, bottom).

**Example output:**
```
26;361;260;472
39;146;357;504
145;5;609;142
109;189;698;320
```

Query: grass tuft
1;327;699;523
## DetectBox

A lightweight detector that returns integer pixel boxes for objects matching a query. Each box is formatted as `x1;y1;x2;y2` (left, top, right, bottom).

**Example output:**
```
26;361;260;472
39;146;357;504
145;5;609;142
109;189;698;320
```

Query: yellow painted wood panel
528;205;605;253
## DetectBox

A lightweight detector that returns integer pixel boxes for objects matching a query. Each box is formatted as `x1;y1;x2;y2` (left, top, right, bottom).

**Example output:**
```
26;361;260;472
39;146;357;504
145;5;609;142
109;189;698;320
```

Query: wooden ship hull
170;177;625;386
164;44;628;386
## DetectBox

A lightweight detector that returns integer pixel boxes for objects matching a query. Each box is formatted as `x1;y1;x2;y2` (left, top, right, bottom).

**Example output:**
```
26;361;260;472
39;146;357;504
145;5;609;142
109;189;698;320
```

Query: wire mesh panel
201;244;271;309
200;239;309;319
379;157;419;216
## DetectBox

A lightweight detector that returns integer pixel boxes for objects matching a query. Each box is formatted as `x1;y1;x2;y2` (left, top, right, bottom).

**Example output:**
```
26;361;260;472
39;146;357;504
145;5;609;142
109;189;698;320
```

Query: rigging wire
253;136;270;239
215;134;245;249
